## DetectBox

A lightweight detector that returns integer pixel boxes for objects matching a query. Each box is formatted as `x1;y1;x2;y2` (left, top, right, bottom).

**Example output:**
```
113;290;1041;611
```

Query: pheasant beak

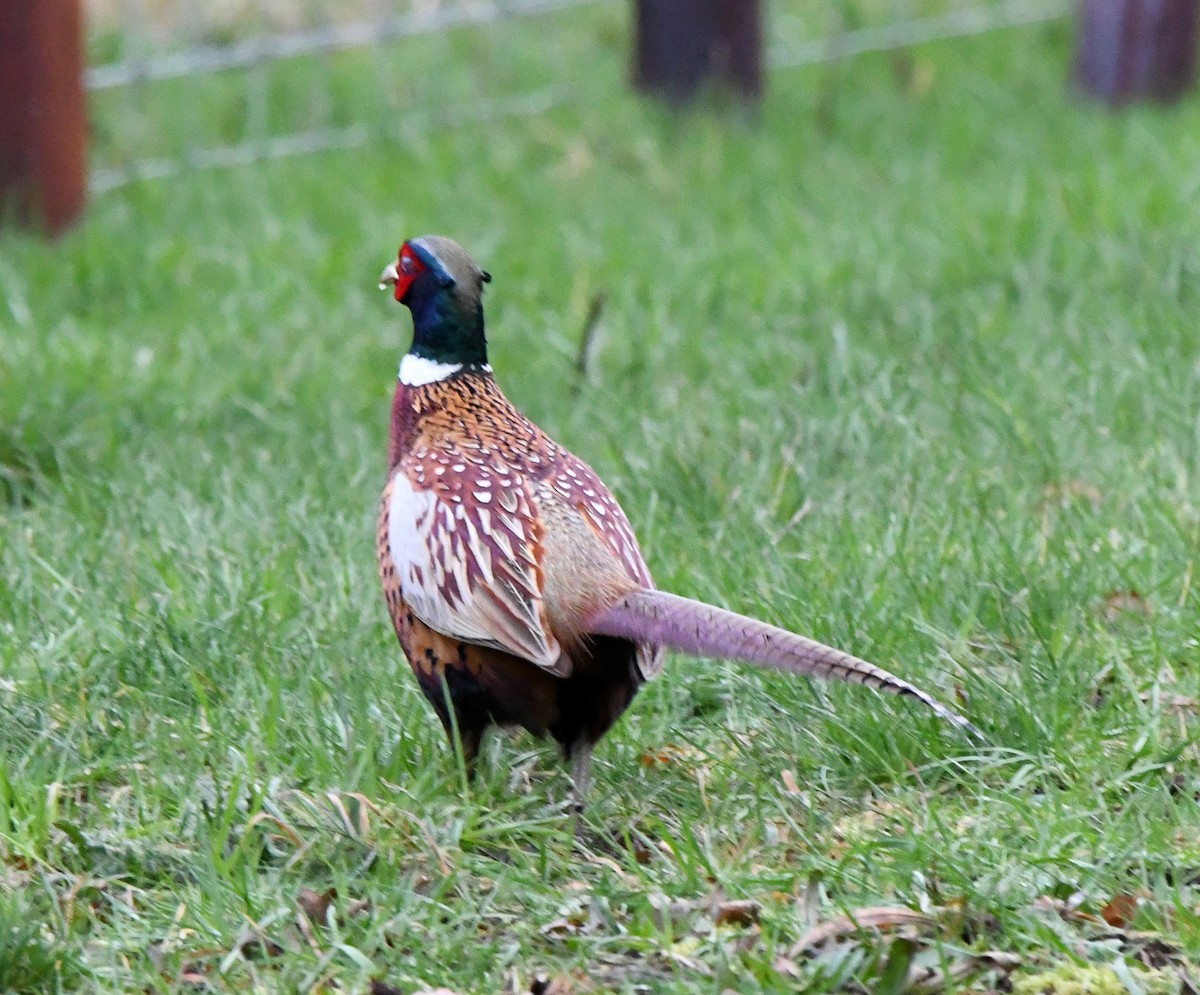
378;260;400;291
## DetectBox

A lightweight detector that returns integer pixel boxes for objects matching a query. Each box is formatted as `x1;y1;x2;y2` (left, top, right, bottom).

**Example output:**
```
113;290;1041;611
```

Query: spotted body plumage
376;235;978;810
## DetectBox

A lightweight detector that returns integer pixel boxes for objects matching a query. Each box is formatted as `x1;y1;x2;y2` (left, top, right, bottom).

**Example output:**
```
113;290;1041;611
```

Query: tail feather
587;588;979;737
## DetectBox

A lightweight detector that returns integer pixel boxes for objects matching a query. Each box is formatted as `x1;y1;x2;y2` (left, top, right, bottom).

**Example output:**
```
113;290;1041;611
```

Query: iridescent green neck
407;283;488;367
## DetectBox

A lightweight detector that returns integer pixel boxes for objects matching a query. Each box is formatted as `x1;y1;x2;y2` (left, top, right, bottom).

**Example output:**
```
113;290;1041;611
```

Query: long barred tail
588;589;981;738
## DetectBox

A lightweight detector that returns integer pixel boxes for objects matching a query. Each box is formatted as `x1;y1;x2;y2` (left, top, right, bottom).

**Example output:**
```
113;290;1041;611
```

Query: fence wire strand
86;0;605;89
88;88;572;193
86;0;1073;194
770;0;1072;67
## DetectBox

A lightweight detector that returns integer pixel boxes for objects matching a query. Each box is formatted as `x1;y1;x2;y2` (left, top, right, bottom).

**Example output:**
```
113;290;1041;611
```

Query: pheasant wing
544;454;653;585
385;463;565;673
542;453;665;678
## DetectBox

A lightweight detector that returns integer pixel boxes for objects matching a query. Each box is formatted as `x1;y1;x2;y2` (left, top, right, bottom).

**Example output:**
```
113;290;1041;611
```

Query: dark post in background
0;0;88;235
634;0;763;104
1074;0;1198;104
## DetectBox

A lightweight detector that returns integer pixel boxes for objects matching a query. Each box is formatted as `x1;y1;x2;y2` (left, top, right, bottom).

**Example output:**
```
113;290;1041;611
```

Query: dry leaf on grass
639;743;699;767
1128;934;1192;973
1032;893;1096;924
713;899;760;928
905;950;1022;994
647;891;763;932
648;896;694;932
530;971;578;995
791;905;935;956
541;896;595;937
345;896;372;918
773;955;804;978
1102;588;1152;621
148;941;226;991
630;840;653;864
1031;892;1195;986
1100;892;1140;928
788;903;1019;992
175;958;211;990
296;887;337;926
236;932;285;960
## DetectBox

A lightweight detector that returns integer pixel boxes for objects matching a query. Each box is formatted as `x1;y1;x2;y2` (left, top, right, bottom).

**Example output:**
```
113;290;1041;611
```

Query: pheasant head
379;235;493;384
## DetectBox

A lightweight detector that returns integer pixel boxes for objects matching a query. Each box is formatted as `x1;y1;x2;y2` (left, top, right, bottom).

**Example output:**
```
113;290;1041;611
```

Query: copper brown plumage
376;312;658;801
376;235;977;809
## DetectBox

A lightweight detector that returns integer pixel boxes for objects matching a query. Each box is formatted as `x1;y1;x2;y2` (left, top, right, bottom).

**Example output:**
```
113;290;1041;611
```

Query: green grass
3;7;1200;993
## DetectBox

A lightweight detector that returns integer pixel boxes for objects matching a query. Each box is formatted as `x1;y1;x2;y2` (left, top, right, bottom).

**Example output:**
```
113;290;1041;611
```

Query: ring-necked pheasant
376;235;975;807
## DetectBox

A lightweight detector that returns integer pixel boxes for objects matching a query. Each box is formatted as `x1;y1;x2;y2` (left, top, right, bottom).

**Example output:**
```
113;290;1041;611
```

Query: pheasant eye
400;253;416;275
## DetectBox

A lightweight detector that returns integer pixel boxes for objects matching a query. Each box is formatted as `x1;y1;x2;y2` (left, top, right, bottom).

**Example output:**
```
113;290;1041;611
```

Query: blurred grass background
1;2;1199;992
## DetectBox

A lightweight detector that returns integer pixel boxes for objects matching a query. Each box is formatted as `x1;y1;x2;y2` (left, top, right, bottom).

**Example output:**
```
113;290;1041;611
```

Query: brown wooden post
634;0;763;104
1074;0;1198;104
0;0;87;235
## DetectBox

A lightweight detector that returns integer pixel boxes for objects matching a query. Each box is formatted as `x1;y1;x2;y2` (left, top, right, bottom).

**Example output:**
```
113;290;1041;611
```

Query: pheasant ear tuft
481;270;492;284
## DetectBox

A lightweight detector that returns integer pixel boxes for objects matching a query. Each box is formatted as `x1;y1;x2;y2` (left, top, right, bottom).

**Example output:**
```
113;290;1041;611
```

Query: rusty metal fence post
1074;0;1198;104
0;0;87;235
633;0;763;104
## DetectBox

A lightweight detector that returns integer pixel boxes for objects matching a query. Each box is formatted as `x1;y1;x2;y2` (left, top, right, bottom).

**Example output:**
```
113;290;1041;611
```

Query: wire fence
84;0;1073;193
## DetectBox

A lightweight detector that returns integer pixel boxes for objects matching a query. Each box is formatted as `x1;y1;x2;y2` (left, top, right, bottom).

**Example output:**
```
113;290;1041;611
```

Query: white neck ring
399;353;462;386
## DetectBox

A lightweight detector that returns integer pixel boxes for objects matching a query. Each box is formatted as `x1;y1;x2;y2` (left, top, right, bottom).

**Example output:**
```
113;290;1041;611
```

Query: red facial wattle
380;242;426;303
